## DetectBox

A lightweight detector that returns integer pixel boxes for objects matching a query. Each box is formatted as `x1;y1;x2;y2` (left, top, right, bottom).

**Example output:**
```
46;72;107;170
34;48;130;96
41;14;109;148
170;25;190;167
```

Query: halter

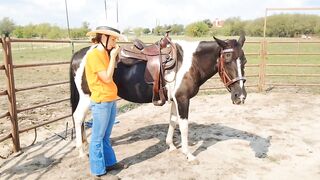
217;48;246;92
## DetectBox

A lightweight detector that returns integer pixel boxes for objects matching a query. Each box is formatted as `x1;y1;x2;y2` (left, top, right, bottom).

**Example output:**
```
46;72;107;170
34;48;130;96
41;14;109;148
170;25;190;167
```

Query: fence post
2;36;20;152
258;40;267;92
71;41;74;55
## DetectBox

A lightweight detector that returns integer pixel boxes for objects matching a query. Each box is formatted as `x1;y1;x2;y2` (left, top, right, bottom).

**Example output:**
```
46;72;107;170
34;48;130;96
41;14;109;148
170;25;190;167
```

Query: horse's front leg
73;95;90;157
178;119;197;162
166;101;178;151
175;97;197;162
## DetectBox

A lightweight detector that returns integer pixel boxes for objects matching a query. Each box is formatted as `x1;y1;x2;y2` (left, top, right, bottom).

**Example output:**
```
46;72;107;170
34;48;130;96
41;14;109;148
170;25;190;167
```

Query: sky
0;0;319;31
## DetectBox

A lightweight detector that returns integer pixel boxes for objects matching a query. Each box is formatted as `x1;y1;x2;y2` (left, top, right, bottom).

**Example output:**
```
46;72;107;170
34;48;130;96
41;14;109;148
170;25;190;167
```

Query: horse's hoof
78;149;89;158
189;141;197;146
187;154;199;164
168;145;177;152
79;154;86;158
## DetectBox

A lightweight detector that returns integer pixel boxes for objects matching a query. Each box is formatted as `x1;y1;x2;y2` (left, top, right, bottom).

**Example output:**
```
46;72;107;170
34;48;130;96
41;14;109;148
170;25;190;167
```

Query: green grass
263;42;320;90
8;43;91;64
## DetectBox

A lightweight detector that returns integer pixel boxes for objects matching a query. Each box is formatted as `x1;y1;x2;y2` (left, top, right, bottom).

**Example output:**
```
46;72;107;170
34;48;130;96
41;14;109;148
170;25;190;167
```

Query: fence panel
0;39;12;147
0;38;90;153
262;40;320;92
1;37;20;152
1;37;320;156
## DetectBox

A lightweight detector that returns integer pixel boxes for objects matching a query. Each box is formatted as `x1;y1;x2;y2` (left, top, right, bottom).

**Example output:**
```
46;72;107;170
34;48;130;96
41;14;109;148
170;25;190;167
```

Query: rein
217;48;246;92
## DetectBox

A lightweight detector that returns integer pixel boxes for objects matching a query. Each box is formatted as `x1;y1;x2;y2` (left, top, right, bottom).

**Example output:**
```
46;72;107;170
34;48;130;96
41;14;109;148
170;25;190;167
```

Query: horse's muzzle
233;95;246;105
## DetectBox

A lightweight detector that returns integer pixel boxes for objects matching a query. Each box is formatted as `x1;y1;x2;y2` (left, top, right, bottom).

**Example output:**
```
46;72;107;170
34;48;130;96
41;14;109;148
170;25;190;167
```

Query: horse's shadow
112;123;271;167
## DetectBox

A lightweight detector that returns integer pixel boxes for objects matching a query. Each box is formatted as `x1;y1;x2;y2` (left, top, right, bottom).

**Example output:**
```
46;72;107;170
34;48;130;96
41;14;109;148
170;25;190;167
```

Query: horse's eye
225;53;232;58
224;53;232;62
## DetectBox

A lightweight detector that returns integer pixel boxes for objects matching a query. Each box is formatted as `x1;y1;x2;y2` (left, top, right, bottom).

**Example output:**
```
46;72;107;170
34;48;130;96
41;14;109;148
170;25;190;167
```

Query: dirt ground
1;92;320;180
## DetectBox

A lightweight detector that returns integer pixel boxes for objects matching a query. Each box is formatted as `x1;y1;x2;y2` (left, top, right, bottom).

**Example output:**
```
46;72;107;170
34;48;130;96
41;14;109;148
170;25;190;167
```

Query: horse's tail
70;62;79;114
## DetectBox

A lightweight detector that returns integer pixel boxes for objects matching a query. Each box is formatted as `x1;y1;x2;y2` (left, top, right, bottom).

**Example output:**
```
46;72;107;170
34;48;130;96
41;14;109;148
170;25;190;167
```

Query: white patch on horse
74;45;95;96
172;40;199;94
166;113;178;151
164;70;176;83
178;118;196;161
73;45;95;157
236;58;244;89
236;58;245;101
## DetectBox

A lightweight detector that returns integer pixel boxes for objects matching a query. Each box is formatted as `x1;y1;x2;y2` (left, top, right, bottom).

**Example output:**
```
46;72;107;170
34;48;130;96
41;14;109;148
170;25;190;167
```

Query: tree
170;24;184;35
35;23;51;38
47;26;62;39
245;18;264;37
133;27;143;37
185;21;209;37
203;19;213;28
81;21;90;30
12;26;24;38
315;23;320;35
143;28;151;35
0;17;15;37
220;17;246;36
22;24;37;38
70;22;90;39
262;14;320;37
152;25;163;35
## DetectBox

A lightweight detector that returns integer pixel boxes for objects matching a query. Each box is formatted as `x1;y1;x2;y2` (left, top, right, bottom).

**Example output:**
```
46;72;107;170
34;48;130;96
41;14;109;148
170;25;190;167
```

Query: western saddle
118;32;177;106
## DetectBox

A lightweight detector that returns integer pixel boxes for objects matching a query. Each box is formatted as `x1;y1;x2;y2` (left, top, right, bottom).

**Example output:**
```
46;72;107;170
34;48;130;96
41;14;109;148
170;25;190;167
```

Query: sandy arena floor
1;92;320;180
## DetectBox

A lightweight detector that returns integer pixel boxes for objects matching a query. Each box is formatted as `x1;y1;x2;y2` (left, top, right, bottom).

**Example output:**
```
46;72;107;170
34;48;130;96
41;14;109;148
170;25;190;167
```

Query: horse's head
214;35;247;105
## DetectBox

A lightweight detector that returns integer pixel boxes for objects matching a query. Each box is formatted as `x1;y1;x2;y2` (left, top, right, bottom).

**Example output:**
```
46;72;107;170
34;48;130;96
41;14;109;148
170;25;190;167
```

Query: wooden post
2;37;20;152
258;40;267;92
260;8;268;92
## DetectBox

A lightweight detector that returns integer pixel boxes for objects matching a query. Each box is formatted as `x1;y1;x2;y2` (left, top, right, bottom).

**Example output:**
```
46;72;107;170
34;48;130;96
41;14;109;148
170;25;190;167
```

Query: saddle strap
152;58;167;106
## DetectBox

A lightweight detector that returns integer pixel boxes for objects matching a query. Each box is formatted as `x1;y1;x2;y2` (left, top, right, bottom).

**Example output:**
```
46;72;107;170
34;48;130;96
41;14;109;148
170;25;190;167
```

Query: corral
0;36;320;179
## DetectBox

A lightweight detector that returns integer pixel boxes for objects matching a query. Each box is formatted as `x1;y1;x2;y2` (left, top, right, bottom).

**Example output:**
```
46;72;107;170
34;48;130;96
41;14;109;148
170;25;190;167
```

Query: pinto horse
70;35;247;161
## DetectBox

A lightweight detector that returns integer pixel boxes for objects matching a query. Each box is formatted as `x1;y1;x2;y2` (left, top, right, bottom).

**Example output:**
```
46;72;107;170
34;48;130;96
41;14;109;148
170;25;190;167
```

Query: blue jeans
89;101;117;176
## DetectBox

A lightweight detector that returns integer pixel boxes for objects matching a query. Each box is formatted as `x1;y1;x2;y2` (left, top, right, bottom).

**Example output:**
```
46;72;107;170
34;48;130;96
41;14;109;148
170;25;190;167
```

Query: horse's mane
195;41;220;55
175;43;184;69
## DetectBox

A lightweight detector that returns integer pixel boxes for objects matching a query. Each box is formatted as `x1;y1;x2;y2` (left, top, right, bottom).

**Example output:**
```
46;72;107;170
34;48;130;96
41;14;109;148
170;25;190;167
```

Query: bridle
217;48;246;92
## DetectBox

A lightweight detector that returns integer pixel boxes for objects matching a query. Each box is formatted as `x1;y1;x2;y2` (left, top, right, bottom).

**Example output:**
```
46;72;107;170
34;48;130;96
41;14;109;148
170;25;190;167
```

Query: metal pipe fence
0;37;319;154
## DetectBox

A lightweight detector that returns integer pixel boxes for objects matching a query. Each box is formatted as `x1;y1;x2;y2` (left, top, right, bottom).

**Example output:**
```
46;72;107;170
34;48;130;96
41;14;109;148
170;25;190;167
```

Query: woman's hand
99;44;120;83
110;44;120;59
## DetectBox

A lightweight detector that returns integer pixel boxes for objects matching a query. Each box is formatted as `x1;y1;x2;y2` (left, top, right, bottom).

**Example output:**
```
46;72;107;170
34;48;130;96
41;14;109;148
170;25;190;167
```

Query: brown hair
91;33;103;44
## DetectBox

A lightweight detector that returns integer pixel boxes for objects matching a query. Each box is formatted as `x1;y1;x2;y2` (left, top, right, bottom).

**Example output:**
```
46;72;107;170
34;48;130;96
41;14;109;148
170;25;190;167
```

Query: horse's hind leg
166;101;178;151
73;95;90;157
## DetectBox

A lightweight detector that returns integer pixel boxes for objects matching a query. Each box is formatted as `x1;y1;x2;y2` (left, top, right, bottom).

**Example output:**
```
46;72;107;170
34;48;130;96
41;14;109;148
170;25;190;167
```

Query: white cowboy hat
86;26;121;38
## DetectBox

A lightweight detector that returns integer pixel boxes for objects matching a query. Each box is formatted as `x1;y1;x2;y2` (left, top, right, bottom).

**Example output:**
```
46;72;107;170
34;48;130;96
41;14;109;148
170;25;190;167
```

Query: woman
85;26;126;178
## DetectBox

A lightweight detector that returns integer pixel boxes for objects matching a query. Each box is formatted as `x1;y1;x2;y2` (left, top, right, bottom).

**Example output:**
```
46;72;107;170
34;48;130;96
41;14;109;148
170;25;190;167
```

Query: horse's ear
238;34;246;48
213;36;228;49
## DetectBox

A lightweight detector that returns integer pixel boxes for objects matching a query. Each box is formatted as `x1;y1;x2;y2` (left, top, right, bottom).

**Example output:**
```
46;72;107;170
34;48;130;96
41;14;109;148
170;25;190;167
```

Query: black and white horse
70;35;247;161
